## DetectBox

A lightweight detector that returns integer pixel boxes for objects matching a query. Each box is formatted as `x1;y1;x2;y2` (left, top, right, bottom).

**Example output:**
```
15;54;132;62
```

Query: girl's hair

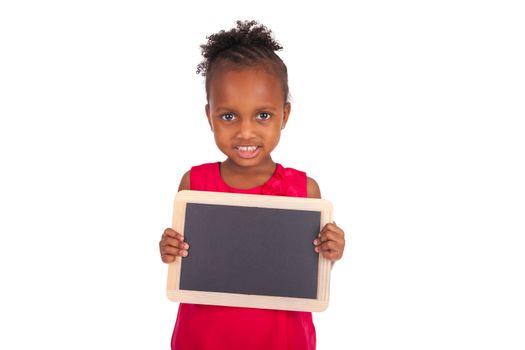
197;20;289;103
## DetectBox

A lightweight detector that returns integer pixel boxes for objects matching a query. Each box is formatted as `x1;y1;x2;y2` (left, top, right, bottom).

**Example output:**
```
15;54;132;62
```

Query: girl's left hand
313;222;345;261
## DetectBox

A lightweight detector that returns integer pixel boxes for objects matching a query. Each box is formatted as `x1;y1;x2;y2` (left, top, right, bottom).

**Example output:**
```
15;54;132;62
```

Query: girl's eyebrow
213;106;238;114
214;105;278;113
255;106;279;111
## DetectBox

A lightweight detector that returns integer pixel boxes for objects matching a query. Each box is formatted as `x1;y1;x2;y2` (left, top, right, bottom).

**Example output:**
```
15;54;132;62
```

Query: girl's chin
224;152;273;168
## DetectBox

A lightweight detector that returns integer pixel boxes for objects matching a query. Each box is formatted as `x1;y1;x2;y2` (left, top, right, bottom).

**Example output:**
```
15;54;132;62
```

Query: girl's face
206;66;290;170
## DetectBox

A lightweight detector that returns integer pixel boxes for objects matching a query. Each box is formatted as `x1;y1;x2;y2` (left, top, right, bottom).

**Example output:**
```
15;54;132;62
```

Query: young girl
159;20;346;350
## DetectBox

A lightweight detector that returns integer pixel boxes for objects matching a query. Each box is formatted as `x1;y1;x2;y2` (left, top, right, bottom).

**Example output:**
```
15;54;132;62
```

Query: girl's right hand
159;228;190;263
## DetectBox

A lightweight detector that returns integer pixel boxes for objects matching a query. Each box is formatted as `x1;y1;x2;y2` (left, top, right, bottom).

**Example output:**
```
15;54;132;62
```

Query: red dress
171;162;316;350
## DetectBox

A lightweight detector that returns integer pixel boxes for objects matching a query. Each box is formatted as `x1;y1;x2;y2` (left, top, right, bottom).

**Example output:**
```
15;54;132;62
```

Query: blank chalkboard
167;190;333;312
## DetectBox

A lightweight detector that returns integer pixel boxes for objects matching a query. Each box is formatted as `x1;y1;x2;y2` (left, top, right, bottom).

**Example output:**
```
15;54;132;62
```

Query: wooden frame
167;190;333;312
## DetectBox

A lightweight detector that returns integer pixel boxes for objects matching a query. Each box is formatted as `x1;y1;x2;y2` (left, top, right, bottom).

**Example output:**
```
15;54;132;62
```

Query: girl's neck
224;157;276;174
220;157;277;189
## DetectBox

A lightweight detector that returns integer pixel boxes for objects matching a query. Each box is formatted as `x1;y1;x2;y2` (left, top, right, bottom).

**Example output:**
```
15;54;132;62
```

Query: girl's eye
256;112;271;120
220;113;236;121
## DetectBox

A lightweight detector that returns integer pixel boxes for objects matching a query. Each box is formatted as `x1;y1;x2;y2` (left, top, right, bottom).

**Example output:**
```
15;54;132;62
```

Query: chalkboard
167;190;333;312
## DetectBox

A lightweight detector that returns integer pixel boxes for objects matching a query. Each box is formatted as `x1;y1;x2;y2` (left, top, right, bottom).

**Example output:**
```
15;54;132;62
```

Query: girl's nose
236;118;257;139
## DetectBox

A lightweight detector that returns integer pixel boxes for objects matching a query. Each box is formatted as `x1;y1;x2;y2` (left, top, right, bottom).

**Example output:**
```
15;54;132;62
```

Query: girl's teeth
236;145;260;159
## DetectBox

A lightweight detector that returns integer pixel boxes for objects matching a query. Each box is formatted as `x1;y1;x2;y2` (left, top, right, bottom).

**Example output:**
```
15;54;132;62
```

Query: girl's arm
308;177;345;263
178;170;190;191
159;171;191;263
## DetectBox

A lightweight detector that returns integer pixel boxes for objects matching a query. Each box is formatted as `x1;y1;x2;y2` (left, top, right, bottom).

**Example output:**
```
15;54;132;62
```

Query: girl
159;20;346;350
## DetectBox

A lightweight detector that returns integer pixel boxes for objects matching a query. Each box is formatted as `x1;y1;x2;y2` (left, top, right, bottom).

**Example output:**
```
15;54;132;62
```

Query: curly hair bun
196;20;283;76
197;20;289;102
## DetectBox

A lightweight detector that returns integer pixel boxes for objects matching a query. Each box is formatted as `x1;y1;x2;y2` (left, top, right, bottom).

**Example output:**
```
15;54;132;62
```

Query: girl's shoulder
276;164;321;198
306;176;321;199
177;162;219;192
190;162;220;173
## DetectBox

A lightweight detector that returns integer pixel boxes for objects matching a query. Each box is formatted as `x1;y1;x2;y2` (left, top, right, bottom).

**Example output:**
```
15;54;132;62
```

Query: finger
322;250;342;261
313;233;340;247
162;233;186;247
161;237;189;250
161;254;176;263
321;223;344;237
314;240;338;254
162;245;189;257
317;242;340;257
163;228;183;240
163;228;176;237
318;230;338;242
318;231;345;245
318;240;338;252
317;225;332;239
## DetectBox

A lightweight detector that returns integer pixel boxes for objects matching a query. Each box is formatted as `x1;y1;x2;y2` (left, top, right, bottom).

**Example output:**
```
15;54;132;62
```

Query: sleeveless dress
171;162;316;350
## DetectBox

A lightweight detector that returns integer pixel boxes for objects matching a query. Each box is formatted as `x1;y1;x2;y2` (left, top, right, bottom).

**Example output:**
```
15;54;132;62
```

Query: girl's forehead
208;67;284;103
211;65;279;84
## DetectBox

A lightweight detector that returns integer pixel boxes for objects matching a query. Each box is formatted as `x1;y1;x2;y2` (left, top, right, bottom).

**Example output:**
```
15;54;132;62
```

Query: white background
1;1;524;349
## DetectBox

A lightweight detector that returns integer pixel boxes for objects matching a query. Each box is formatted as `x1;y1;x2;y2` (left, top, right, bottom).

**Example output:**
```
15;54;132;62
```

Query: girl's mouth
235;145;261;159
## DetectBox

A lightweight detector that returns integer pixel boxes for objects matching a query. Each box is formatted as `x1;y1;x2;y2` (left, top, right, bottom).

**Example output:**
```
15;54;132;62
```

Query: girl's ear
205;104;213;131
282;102;291;129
